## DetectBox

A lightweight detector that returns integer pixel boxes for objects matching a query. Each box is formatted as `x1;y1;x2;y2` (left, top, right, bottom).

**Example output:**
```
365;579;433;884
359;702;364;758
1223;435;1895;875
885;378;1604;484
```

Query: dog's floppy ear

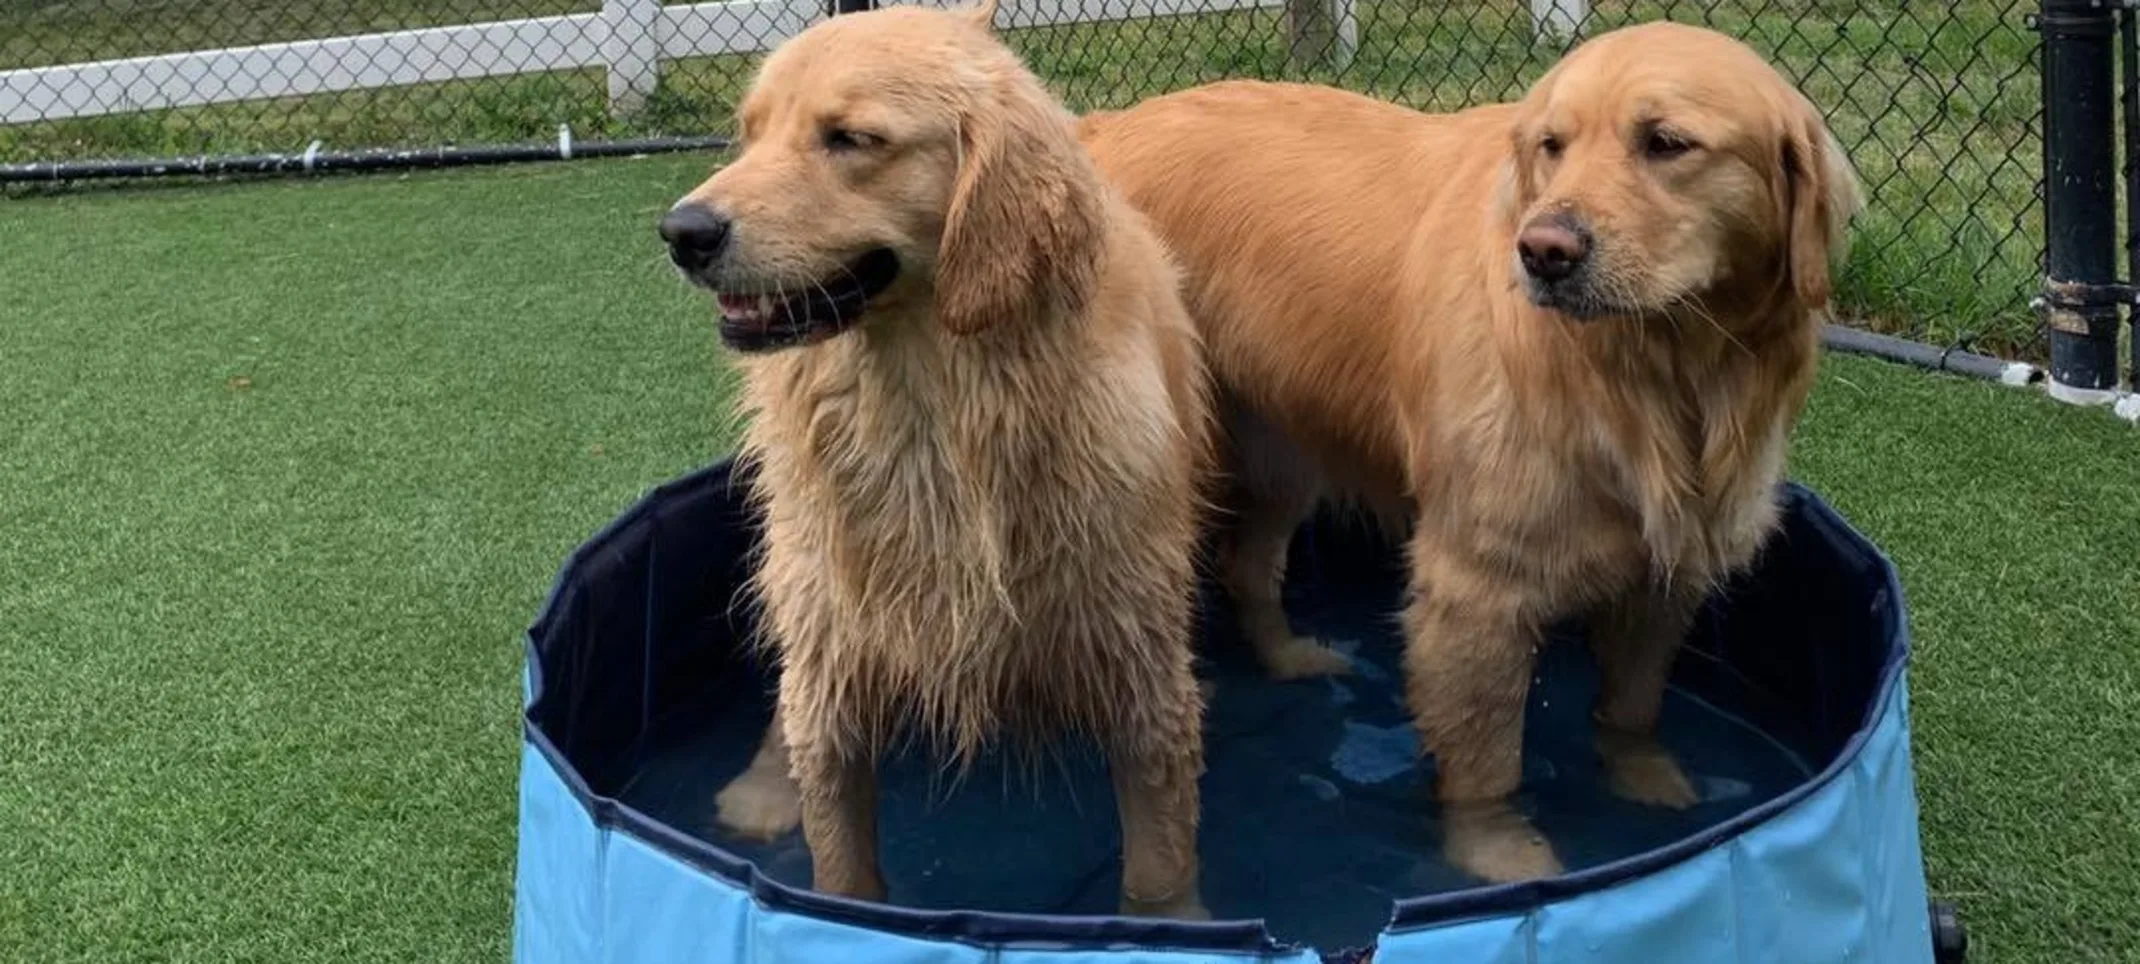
1495;71;1560;230
934;68;1105;336
960;0;1000;29
1780;94;1861;308
1492;129;1533;230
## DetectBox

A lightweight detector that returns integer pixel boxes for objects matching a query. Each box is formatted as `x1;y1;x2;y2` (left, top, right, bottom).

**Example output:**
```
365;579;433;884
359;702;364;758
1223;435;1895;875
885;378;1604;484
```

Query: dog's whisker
808;274;844;329
775;276;802;343
1678;293;1751;358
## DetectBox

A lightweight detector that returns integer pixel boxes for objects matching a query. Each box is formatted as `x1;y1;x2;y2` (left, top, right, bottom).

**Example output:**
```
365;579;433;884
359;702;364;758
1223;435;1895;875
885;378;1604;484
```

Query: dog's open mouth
714;249;901;353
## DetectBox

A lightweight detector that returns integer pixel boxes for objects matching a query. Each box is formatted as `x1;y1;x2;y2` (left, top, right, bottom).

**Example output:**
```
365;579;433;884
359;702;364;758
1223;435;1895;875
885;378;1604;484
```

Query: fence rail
0;0;1309;125
1;0;2048;361
5;13;613;124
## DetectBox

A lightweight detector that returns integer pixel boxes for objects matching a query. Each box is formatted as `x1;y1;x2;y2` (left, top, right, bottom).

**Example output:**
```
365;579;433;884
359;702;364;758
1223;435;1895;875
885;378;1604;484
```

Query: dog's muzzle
659;204;732;277
657;204;903;353
1516;212;1612;320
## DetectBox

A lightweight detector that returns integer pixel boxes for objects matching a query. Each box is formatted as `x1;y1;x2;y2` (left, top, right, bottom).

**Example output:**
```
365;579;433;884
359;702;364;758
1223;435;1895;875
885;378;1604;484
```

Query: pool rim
518;455;1909;955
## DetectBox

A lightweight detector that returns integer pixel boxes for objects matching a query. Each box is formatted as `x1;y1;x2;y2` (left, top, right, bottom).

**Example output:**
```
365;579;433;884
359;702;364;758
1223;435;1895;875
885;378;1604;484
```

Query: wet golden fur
668;1;1213;916
1079;21;1860;883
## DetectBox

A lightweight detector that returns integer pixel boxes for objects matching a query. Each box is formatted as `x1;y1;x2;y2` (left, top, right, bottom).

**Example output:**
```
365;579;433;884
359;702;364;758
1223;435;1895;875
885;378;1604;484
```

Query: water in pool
613;537;1815;952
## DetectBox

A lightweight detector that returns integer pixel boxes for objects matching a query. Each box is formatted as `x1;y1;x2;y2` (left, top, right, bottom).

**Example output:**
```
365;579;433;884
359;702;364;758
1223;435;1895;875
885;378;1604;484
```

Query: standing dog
658;1;1215;917
1079;21;1860;883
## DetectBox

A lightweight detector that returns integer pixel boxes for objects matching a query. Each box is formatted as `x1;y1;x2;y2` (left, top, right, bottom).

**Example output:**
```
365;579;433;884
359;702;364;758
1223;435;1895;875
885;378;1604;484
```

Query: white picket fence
0;0;1585;128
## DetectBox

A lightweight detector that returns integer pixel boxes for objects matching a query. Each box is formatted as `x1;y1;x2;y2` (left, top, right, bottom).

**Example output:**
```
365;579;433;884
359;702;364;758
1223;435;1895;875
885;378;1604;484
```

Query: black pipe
1821;324;2041;384
2038;0;2124;396
0;135;729;184
2124;7;2140;388
829;0;873;14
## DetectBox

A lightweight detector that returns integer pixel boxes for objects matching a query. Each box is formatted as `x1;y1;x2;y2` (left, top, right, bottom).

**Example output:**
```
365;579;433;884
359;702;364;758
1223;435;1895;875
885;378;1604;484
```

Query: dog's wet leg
1218;406;1352;680
782;683;886;901
1405;546;1562;884
715;721;804;841
1109;652;1208;921
1589;582;1702;809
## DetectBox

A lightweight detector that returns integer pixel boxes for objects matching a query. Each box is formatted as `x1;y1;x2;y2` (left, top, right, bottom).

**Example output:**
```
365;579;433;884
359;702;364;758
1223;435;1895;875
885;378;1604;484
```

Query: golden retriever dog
1078;20;1860;884
657;0;1213;918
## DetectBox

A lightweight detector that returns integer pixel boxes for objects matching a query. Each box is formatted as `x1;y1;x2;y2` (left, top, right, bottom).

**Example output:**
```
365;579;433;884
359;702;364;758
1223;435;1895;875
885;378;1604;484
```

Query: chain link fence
1;0;2040;353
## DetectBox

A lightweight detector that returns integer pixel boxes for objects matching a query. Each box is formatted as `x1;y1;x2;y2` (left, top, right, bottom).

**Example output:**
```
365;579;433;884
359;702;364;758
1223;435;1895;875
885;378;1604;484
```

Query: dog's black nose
659;204;732;270
1517;217;1591;283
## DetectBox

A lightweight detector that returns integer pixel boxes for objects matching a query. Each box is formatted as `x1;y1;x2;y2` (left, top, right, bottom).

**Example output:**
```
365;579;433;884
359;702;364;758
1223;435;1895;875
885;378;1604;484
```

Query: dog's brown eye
823;128;880;152
1645;130;1694;160
1539;134;1563;158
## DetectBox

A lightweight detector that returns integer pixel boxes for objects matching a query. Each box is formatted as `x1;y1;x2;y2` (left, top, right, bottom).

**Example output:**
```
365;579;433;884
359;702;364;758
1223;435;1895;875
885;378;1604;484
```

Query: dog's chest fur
1423;321;1812;612
736;321;1198;756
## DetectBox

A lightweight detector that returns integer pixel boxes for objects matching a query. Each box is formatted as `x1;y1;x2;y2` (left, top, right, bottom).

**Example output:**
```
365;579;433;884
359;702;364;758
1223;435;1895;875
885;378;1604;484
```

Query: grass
1;0;2044;351
1;154;2136;963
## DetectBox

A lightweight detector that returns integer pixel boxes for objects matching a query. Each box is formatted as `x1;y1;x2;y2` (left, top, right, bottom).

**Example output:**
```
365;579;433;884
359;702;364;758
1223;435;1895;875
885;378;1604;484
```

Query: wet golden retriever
657;0;1213;917
1079;21;1860;883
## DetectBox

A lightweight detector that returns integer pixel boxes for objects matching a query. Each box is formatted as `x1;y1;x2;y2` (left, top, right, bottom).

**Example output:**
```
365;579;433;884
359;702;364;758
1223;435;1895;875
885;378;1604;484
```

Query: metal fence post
2123;7;2140;390
1286;0;1359;71
1529;0;1587;42
829;0;873;14
2038;0;2125;403
602;0;662;116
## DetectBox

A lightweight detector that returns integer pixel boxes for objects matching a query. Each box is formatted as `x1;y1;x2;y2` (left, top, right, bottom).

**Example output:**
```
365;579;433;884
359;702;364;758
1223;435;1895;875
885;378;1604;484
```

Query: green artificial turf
1;157;2135;963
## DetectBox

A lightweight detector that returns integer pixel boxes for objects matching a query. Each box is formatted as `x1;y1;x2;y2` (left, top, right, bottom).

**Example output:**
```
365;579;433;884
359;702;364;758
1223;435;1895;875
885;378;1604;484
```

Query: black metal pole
1821;324;2040;384
0;135;729;184
828;0;872;14
2123;6;2140;389
2039;0;2124;398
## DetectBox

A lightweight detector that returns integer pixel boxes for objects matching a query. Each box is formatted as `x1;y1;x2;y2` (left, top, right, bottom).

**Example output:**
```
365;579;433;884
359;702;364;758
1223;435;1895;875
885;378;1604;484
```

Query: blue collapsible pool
513;455;1958;963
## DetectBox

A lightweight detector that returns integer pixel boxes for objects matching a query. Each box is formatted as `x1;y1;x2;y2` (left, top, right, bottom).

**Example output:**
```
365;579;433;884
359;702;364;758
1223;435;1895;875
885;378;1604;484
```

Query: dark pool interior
528;462;1890;951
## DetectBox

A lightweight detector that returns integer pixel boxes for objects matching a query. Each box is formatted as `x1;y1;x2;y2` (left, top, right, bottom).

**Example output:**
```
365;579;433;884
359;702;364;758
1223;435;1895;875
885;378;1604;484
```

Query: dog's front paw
1121;890;1212;922
1606;751;1700;810
1444;803;1563;884
1262;636;1354;680
715;765;803;841
1599;733;1700;810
